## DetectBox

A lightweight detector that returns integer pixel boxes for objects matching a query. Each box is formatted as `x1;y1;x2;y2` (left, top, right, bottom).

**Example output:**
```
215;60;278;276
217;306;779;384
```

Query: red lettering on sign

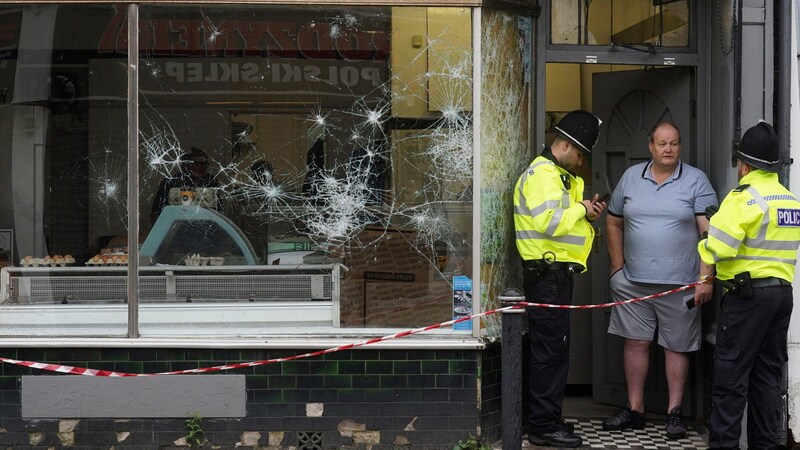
222;21;262;57
97;13;388;61
98;5;125;53
297;24;335;60
171;20;203;56
336;27;373;60
149;20;172;56
201;20;229;56
266;22;298;59
371;31;389;60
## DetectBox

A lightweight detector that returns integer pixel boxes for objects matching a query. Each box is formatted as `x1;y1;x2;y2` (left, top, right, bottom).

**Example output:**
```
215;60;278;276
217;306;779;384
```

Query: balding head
648;122;681;144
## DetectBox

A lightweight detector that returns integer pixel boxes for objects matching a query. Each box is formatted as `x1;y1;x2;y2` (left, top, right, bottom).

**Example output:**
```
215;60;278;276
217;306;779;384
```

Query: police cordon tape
0;276;713;377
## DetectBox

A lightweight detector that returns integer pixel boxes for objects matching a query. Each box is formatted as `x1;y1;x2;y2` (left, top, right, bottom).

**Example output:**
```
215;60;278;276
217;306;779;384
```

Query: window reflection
0;5;476;336
551;0;690;47
133;5;474;333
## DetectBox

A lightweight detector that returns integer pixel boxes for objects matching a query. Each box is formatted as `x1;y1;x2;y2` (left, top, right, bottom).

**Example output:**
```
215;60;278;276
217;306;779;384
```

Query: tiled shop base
523;418;708;449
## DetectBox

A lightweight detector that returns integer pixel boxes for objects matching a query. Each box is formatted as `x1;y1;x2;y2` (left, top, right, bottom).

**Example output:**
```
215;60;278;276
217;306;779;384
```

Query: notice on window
452;275;472;330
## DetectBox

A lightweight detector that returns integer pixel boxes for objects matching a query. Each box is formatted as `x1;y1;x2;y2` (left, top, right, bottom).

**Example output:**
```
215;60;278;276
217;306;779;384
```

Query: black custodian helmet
738;121;780;172
553;109;602;154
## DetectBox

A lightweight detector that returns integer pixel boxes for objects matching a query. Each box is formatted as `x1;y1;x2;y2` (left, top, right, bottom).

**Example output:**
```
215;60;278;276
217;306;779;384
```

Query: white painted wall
787;0;800;436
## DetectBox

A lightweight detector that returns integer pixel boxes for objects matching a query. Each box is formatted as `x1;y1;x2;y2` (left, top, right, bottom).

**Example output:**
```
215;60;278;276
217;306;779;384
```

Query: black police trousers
523;267;574;434
708;284;793;450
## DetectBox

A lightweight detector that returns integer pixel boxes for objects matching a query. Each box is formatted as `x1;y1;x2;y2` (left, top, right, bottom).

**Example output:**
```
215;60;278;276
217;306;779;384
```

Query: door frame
534;0;709;173
532;0;710;420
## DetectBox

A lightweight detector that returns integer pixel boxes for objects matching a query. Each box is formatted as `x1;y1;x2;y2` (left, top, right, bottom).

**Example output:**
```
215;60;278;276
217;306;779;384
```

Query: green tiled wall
0;344;503;449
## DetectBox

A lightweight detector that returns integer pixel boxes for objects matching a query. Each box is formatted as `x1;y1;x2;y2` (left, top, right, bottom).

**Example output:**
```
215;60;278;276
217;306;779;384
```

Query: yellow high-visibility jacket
513;150;594;270
698;170;800;281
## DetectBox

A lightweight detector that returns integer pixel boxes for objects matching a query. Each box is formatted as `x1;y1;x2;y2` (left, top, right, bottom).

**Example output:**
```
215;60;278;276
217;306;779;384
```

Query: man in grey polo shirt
602;122;717;439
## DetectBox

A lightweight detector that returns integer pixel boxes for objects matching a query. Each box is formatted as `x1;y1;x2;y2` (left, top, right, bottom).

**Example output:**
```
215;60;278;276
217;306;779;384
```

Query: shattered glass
479;10;531;337
0;4;480;336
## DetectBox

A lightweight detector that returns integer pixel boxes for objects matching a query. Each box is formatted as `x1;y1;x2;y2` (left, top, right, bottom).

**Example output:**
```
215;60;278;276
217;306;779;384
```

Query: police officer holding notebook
698;121;800;449
513;110;605;448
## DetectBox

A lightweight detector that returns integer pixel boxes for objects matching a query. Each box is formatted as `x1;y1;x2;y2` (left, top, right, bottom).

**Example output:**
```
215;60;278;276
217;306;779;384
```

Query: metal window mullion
127;3;140;338
534;0;548;153
694;0;709;173
471;7;481;338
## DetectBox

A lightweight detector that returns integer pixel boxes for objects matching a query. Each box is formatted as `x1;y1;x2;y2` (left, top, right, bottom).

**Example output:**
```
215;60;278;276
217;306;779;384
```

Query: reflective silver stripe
532;161;551;170
708;226;741;250
748;240;800;251
738;150;780;166
516;230;587;246
516;158;572;237
554;125;592;153
515;200;559;217
516;160;554;214
701;240;722;263
516;171;531;212
741;186;800;252
545;208;563;236
736;254;798;265
561;189;570;208
544;185;573;236
745;186;770;244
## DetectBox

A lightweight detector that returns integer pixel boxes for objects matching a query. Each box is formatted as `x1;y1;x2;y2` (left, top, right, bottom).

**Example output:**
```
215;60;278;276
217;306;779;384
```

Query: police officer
513;109;605;448
698;121;800;449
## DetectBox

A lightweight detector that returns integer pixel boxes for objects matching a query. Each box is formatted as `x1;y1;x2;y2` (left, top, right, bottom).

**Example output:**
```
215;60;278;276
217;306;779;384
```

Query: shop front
0;1;793;448
0;2;534;448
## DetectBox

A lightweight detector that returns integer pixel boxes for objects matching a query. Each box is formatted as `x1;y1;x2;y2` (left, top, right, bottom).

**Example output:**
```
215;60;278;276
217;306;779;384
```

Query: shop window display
0;4;474;336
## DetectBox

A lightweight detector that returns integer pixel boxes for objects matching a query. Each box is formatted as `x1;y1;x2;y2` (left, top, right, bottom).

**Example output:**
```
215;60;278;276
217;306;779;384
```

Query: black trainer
602;406;647;431
527;429;582;448
560;419;575;434
665;406;687;439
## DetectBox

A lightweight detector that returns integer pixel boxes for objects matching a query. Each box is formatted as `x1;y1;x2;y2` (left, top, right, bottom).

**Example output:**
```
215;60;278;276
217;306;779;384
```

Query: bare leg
664;348;689;412
624;339;651;412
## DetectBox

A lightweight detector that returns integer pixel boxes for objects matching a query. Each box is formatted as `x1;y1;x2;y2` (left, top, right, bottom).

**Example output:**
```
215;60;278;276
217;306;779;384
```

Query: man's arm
693;215;714;306
605;214;624;275
520;168;591;237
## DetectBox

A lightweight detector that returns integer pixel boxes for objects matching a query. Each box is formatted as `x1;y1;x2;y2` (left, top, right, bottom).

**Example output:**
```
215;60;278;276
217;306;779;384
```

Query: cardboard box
340;278;366;327
344;229;433;283
363;280;451;327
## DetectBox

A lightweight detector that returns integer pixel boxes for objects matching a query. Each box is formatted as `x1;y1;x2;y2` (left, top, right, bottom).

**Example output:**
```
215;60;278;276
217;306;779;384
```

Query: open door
590;67;699;414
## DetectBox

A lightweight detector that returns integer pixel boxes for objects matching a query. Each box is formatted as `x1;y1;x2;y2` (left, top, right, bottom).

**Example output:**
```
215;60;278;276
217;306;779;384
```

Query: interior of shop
0;4;481;336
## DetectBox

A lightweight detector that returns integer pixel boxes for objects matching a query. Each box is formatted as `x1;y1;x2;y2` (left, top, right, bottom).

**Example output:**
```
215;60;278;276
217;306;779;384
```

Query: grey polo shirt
607;160;718;285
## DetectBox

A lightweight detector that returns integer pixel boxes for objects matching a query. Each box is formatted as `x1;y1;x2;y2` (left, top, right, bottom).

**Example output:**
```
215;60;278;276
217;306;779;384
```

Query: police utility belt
713;271;790;299
523;258;584;276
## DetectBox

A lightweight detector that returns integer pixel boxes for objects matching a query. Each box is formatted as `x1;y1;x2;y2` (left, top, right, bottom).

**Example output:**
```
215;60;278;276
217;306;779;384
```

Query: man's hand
582;194;606;221
692;279;713;307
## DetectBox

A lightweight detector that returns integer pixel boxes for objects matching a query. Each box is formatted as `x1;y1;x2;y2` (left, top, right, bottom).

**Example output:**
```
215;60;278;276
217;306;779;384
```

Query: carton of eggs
85;254;128;266
184;254;225;266
20;255;76;267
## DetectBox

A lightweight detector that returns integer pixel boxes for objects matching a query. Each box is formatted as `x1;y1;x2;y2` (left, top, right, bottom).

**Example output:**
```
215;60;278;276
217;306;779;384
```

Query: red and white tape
0;277;712;377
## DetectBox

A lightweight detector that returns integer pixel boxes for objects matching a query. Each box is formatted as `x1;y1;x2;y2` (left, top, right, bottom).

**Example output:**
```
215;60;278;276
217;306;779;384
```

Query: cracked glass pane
0;5;130;336
0;4;475;337
479;10;532;337
135;5;474;335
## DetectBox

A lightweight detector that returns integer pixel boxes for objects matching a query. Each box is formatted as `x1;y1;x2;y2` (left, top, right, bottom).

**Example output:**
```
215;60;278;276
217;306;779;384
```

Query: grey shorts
607;269;701;352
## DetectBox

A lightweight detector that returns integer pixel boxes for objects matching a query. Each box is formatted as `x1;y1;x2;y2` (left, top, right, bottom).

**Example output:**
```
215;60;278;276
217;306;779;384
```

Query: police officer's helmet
552;109;602;154
738;121;780;172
